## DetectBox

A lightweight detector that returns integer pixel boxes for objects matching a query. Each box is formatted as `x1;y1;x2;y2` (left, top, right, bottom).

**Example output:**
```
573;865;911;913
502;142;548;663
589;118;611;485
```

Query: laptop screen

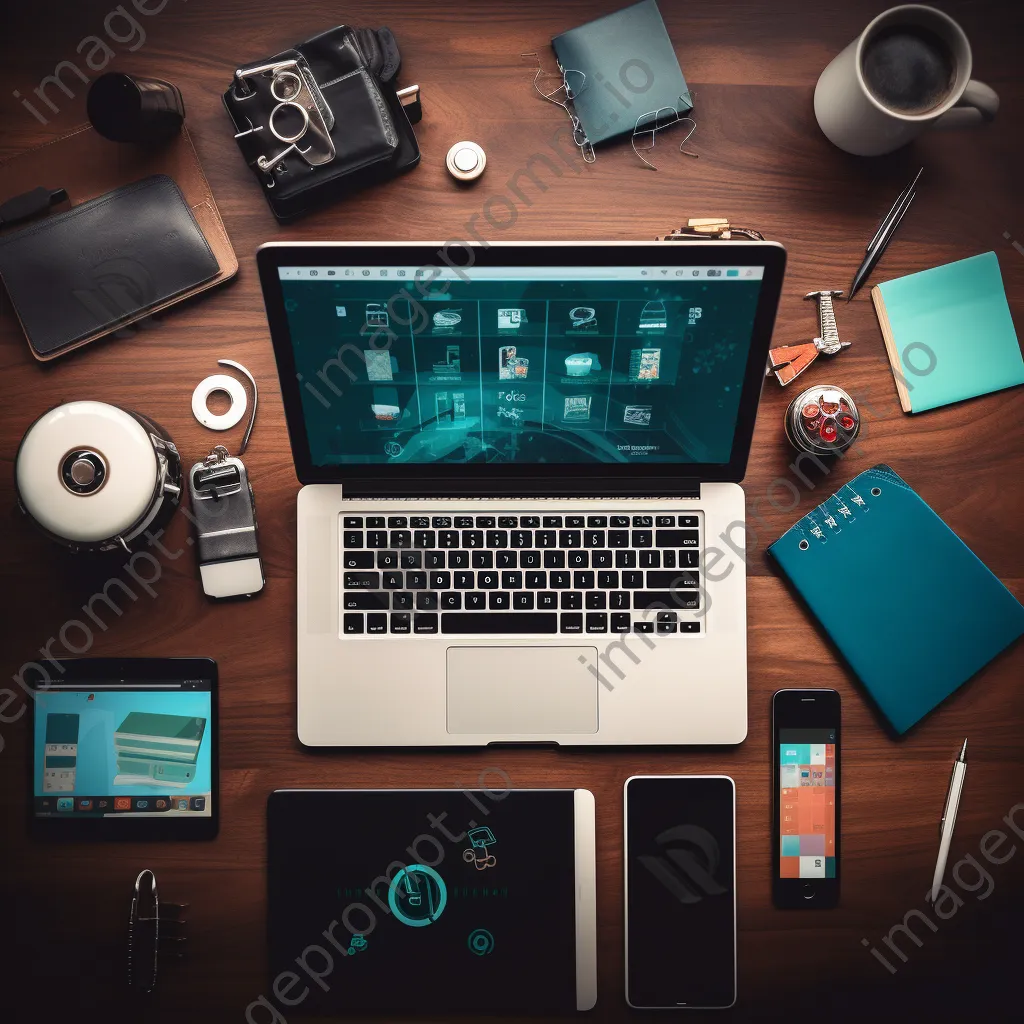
274;260;768;469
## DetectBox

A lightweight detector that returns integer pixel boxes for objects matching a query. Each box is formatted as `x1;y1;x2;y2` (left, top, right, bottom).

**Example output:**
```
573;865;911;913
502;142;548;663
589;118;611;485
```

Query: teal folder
552;0;692;146
872;251;1024;413
768;465;1024;735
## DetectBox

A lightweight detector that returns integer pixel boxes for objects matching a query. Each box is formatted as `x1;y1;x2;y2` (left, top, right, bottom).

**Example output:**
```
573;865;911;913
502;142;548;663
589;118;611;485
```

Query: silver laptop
257;241;786;746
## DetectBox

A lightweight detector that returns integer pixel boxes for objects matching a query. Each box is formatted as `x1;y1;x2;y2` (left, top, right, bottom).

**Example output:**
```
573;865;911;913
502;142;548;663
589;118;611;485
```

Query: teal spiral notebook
768;465;1024;734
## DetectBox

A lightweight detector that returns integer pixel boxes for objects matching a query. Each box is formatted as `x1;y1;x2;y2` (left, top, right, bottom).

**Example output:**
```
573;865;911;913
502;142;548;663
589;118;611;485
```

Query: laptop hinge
336;478;703;499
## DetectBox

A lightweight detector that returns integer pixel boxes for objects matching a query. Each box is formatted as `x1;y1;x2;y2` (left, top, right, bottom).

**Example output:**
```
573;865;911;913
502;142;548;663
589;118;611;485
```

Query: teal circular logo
388;864;447;927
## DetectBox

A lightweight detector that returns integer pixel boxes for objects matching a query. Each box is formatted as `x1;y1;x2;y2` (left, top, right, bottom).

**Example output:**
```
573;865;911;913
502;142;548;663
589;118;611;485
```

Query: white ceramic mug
814;4;998;156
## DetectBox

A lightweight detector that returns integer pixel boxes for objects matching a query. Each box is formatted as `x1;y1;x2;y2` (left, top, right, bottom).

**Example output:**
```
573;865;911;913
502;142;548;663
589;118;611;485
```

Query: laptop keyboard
341;512;702;637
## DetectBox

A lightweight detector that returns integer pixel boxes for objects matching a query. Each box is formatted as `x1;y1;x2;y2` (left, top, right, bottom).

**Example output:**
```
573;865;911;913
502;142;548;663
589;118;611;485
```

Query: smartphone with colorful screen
772;689;840;908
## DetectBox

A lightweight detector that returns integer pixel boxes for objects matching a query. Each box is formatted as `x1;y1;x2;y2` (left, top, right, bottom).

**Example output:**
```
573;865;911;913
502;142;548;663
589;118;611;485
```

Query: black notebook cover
0;174;218;357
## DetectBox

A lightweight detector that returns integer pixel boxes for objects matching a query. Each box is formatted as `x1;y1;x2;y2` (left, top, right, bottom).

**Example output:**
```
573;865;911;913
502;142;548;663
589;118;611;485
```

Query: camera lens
271;70;302;102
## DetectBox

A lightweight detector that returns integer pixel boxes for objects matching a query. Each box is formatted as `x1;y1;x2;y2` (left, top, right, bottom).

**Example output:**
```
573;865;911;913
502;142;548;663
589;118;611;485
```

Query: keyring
269;101;310;144
270;70;302;103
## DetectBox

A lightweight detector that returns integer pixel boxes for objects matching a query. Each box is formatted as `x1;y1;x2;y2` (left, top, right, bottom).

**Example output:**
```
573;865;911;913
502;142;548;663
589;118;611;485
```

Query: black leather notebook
0;174;219;358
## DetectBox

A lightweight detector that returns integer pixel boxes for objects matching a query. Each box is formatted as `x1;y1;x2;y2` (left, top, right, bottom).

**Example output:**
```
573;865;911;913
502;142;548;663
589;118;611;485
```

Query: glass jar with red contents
785;384;860;455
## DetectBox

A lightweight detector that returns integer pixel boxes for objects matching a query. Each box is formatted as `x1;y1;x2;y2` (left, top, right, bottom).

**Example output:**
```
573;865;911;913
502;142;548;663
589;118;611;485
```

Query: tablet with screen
266;788;597;1013
29;658;218;839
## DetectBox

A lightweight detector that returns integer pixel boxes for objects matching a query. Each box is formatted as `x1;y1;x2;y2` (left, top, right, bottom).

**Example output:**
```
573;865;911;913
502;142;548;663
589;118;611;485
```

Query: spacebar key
441;613;558;633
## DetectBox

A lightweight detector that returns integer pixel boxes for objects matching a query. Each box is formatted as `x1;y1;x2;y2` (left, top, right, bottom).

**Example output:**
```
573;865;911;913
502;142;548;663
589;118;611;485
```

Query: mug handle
933;80;999;129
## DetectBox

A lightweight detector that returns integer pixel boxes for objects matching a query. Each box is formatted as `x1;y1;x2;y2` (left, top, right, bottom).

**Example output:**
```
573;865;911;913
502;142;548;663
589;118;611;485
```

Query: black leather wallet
0;174;219;359
223;25;421;221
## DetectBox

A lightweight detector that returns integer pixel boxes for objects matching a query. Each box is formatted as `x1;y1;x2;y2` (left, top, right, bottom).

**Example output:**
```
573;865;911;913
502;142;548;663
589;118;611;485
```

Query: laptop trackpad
447;646;598;735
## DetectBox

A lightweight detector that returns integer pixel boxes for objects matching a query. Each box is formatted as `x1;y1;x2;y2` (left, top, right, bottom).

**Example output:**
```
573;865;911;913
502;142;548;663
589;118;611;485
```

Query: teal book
768;465;1024;735
872;251;1024;413
552;0;692;146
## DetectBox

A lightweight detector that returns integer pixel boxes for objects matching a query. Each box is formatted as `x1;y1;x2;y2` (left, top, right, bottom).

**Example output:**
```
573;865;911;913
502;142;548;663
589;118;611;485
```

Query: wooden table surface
2;1;1022;1020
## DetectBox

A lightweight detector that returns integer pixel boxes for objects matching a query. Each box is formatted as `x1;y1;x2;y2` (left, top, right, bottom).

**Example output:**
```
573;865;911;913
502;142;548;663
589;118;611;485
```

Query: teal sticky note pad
876;252;1024;412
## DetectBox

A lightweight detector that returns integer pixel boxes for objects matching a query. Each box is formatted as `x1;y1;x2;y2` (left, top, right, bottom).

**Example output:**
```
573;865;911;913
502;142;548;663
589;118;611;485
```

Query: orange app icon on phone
114;797;131;811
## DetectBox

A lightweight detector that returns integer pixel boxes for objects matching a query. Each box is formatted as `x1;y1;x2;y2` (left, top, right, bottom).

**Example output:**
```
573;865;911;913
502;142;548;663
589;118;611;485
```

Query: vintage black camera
224;25;422;221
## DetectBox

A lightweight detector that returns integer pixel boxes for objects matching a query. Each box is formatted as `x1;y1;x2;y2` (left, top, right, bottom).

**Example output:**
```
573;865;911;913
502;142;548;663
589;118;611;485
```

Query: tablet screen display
266;789;579;1013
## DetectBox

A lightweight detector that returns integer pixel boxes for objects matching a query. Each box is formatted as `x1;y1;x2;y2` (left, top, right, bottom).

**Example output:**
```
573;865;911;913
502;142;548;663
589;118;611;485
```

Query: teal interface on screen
278;263;764;466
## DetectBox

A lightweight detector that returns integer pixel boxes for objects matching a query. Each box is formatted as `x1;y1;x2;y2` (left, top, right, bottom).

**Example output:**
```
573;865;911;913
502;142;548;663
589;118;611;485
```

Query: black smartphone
772;688;841;908
624;776;736;1009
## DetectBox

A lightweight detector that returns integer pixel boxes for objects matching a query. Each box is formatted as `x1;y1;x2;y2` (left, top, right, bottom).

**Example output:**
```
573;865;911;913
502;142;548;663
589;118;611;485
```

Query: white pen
930;738;968;902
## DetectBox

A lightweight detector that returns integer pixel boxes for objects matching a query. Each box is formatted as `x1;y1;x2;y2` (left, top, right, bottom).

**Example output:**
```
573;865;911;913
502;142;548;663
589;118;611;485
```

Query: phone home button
801;882;815;900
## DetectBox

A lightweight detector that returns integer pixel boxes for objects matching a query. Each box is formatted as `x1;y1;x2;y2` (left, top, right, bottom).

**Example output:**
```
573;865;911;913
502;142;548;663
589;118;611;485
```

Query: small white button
446;141;486;182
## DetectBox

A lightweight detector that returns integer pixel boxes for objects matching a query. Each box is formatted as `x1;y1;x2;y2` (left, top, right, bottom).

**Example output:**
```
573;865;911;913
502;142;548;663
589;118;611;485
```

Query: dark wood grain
1;1;1023;1020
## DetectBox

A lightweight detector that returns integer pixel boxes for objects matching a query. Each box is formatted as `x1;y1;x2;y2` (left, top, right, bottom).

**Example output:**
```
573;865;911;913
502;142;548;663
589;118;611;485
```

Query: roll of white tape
192;374;247;430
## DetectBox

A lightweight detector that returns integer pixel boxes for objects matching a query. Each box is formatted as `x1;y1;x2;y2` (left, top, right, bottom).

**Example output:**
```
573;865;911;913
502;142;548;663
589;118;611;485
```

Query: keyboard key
390;531;412;548
598;571;619;588
663;550;676;569
498;516;518;528
559;530;582;548
448;551;470;569
415;613;439;634
560;613;583;634
511;530;532;548
610;591;630;610
496;551;517;568
584;530;605;547
477;571;498;588
586;612;608;633
393;592;413;610
383;571;403;589
611;515;630;527
680;622;701;633
343;591;389;610
502;571;523;589
441;611;557;632
440;592;461;610
343;531;363;548
367;530;388;548
410;516;430;528
574;571;594;589
633;515;653;528
432;516;452;528
367;516;385;528
465;592;485;610
657;620;678;633
520;550;541;568
561;591;583;610
367;613;388;634
656;515;675;527
463;530;484;548
656;529;699;547
521;516;540;528
525;571;546;588
439;530;460;548
343;517;363;528
639;550;660;568
634;620;654;633
472;550;494;568
535;530;556;548
344;572;379;589
343;552;374;569
632;530;652;547
544;551;566;568
430;571;451;589
413;530;436;549
401;551;422;569
680;550;699;568
416;592;439;610
489;591;511;610
406;571;427;589
592;550;612;568
567;550;589;568
611;612;631;632
657;611;678;624
586;591;607;609
390;613;411;634
623;571;644;588
537;591;557;609
679;515;699;528
454;572;474;589
343;613;363;634
609;530;629;547
634;591;701;610
550;571;570;588
514;591;534;609
387;516;408;528
587;515;607;528
486;530;508;548
426;551;445;568
543;515;563;527
377;551;400;569
646;571;699;588
455;516;474;528
566;515;585;528
615;550;637;568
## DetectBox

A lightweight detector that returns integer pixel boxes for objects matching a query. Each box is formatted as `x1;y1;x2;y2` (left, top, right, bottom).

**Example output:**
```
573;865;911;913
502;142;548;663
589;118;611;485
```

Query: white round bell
16;401;182;552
